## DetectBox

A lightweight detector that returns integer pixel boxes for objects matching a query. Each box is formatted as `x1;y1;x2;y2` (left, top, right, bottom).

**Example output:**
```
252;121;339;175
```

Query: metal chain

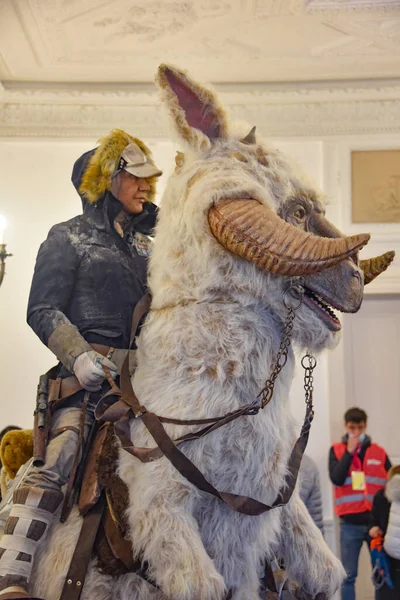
245;279;318;415
301;353;317;416
256;280;304;411
257;305;297;409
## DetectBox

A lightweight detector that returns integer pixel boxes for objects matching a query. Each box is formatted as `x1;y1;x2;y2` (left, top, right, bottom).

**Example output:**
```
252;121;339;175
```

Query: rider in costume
0;129;162;600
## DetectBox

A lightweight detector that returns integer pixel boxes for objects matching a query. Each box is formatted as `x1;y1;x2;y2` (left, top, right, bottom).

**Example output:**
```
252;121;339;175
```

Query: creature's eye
232;151;248;163
293;206;306;221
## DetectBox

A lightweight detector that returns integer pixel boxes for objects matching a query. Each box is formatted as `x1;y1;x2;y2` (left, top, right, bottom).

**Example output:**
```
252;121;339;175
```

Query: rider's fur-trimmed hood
77;129;158;205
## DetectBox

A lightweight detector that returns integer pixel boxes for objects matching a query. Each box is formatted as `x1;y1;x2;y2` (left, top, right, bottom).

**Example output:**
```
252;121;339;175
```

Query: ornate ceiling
1;0;400;83
1;0;400;137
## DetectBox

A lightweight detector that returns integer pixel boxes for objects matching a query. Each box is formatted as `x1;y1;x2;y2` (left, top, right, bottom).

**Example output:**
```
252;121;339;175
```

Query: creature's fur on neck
124;142;302;589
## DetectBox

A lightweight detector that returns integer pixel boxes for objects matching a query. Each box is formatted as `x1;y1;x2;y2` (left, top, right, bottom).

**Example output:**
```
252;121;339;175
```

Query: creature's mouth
303;286;342;332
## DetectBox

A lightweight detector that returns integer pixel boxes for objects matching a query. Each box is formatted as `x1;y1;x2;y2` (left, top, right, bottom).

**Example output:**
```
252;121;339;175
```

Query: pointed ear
156;64;228;149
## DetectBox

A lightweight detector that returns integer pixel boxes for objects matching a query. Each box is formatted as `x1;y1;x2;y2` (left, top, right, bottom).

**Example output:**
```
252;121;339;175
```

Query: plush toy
0;429;34;480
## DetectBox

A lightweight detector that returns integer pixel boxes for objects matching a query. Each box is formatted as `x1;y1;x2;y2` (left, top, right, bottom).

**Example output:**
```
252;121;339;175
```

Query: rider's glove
73;350;118;392
47;323;117;390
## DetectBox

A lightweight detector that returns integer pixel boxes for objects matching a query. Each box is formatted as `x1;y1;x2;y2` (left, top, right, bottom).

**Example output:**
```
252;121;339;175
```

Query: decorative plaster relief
1;80;400;138
5;0;400;83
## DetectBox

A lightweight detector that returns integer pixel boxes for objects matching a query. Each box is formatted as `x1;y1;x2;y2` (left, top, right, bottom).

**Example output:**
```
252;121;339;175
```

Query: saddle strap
97;396;261;463
142;407;312;515
59;495;106;600
60;392;90;523
130;292;152;348
102;293;312;516
115;354;313;516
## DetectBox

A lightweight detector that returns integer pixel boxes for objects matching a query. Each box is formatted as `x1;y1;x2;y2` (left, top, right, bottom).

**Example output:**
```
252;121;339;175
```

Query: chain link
257;305;297;409
254;281;317;414
301;353;317;415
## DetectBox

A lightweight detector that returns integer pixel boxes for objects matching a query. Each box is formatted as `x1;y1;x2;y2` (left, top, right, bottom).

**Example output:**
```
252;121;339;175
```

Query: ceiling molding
1;79;400;138
306;0;400;10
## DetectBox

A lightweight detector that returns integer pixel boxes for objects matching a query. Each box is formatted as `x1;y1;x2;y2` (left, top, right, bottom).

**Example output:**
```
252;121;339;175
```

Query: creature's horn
360;251;395;284
240;126;256;145
208;199;370;276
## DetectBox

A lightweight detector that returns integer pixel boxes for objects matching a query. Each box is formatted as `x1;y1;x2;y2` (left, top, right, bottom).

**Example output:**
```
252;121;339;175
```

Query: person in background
369;465;400;600
299;454;324;535
329;407;391;600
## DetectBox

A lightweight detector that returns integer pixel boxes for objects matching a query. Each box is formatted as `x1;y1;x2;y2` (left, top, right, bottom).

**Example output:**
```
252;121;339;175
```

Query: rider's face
111;170;151;214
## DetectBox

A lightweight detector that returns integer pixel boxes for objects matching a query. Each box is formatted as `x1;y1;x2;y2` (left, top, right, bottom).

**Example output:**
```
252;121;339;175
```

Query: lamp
0;215;12;287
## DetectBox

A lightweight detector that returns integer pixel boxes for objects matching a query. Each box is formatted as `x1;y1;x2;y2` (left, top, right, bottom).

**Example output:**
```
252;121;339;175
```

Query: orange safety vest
333;442;388;517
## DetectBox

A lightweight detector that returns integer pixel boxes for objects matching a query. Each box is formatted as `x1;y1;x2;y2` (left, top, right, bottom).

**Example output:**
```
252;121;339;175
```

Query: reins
97;282;316;516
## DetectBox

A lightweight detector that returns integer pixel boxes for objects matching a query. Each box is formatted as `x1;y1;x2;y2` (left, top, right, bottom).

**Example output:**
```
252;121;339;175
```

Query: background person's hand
347;434;360;454
369;526;383;539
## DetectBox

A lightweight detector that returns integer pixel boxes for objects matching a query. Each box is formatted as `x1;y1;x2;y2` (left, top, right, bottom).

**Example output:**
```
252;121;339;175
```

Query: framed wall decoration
351;149;400;224
323;140;400;294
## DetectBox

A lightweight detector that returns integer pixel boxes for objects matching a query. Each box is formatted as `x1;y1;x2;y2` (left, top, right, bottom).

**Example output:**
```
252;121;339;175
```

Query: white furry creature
33;65;394;600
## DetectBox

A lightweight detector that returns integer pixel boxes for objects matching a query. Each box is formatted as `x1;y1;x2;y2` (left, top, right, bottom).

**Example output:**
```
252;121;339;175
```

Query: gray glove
73;350;118;392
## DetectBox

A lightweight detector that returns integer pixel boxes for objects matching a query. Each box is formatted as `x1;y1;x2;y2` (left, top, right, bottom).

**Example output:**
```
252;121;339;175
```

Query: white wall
322;137;400;600
0;140;90;429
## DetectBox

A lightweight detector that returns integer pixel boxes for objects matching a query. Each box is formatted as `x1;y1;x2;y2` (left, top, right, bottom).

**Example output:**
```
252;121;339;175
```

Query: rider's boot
0;486;63;600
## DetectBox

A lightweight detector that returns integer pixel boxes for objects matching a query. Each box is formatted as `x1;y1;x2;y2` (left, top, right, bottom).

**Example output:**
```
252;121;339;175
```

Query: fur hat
0;429;33;479
79;129;160;205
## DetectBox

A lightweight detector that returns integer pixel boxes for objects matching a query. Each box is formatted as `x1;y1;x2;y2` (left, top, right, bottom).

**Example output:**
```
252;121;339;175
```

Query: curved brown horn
208;199;370;276
360;251;395;285
240;126;256;145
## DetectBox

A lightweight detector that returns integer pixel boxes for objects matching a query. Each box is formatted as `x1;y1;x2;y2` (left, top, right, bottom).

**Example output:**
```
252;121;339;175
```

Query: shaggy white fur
34;65;351;600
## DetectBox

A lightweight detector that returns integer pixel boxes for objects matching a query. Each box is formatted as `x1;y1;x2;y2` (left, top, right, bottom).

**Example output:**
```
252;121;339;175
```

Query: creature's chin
303;286;342;332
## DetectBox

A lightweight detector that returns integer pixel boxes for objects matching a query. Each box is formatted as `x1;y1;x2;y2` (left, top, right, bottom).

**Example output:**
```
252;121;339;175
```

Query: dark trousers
340;521;371;600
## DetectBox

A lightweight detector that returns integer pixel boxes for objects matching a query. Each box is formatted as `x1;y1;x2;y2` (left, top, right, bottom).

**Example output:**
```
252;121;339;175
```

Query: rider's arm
27;223;92;371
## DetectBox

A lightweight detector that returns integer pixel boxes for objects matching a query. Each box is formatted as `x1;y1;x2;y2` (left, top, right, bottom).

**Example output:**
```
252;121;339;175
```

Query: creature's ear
156;64;228;148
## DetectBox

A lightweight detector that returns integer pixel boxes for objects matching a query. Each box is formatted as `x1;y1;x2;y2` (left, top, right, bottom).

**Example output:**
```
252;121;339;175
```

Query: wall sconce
0;215;12;287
